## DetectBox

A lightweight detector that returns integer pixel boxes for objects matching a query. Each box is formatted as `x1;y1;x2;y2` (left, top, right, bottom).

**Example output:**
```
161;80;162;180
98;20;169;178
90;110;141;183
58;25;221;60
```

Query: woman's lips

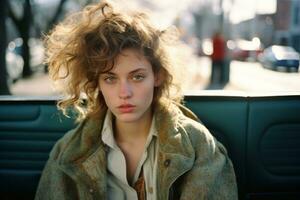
118;104;136;113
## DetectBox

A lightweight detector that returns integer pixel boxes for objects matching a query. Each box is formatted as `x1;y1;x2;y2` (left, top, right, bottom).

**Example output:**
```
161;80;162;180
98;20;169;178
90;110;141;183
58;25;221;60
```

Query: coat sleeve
179;126;238;200
34;159;78;200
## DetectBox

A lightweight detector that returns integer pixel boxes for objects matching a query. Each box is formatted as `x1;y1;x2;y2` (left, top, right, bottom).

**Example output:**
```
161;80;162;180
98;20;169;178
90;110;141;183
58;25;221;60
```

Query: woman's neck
114;112;153;143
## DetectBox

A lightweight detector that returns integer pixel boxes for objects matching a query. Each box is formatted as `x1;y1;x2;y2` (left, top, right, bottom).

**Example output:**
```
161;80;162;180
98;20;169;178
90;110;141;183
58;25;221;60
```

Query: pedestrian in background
35;1;238;199
211;31;226;85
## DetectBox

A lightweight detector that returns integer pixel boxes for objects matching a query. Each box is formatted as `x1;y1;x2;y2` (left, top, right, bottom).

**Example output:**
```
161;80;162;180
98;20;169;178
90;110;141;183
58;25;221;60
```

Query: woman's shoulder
180;113;213;142
48;115;105;165
49;120;86;160
174;104;222;153
181;113;230;159
173;103;210;137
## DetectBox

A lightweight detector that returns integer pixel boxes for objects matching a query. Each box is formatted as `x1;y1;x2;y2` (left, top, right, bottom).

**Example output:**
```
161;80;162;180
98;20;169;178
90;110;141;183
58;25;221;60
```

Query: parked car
228;38;263;62
259;45;300;72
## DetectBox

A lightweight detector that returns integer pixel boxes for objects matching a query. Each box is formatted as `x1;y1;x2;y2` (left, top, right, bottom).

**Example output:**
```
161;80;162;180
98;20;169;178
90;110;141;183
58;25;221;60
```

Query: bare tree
7;0;70;78
6;0;94;79
1;0;95;95
8;0;33;77
45;0;68;33
0;0;11;95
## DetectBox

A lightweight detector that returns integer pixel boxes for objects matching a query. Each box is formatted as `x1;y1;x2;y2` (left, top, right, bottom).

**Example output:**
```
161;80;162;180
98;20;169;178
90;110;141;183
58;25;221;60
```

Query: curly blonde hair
45;0;183;121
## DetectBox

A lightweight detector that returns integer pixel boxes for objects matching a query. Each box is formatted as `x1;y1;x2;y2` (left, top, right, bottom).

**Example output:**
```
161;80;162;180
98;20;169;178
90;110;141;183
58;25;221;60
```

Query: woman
35;1;238;199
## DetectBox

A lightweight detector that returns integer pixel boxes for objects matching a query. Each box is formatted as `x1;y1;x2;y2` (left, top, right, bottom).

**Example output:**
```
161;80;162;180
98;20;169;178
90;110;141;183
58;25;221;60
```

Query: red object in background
228;39;263;61
211;33;225;61
231;48;262;61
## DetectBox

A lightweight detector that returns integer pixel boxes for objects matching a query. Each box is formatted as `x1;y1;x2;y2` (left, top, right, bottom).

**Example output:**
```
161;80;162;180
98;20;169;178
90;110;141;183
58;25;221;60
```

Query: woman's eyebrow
101;68;147;75
102;72;116;75
129;68;147;74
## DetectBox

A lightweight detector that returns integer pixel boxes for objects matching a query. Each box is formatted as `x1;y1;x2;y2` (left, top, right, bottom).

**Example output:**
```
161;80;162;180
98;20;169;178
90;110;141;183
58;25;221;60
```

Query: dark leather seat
1;95;300;200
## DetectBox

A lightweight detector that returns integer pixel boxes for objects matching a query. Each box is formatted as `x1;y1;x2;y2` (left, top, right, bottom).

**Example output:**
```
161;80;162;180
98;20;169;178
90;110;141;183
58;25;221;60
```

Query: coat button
148;187;153;194
164;159;171;167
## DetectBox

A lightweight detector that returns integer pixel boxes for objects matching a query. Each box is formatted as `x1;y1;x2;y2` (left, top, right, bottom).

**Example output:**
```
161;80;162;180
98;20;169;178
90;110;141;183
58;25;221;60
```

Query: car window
0;0;299;96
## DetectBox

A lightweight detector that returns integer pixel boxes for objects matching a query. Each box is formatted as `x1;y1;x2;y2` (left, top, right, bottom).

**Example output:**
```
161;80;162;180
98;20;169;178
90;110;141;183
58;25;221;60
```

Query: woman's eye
104;76;116;84
132;74;145;81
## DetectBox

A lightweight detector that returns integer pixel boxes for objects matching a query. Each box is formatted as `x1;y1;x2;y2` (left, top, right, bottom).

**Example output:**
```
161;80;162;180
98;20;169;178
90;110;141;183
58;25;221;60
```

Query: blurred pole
21;0;33;77
219;0;224;32
220;0;230;84
0;0;11;95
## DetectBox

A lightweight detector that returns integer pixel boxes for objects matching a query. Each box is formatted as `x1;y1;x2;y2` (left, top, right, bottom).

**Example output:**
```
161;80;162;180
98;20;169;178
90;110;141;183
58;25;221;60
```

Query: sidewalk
10;72;58;96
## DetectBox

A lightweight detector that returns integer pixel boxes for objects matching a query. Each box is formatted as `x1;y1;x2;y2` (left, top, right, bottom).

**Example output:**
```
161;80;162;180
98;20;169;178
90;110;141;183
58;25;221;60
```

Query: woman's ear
154;70;164;87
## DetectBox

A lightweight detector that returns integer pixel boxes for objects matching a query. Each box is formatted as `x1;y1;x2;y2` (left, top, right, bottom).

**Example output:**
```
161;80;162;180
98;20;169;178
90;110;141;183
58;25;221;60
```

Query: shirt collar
101;110;117;149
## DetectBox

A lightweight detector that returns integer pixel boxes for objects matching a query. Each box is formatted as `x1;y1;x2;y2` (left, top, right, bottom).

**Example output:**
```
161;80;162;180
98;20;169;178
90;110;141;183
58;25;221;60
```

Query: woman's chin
115;113;141;123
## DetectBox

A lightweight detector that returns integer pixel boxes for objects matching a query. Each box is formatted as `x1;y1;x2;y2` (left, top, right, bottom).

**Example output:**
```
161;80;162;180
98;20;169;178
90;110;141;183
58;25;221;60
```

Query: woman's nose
119;81;133;99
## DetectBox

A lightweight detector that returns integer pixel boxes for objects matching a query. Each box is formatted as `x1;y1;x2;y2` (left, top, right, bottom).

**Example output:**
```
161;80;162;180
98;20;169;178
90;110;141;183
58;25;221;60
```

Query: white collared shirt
101;110;158;200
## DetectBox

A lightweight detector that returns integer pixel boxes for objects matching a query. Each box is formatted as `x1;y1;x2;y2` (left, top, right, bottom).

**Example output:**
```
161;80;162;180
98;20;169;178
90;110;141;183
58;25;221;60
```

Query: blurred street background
1;0;300;96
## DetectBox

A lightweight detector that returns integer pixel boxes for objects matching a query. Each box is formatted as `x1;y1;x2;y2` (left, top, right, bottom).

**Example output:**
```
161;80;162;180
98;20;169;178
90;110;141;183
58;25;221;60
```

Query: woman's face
99;48;161;123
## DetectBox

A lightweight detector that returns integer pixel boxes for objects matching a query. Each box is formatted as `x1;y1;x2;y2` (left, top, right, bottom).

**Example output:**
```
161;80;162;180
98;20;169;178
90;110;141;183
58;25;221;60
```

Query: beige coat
35;102;238;200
